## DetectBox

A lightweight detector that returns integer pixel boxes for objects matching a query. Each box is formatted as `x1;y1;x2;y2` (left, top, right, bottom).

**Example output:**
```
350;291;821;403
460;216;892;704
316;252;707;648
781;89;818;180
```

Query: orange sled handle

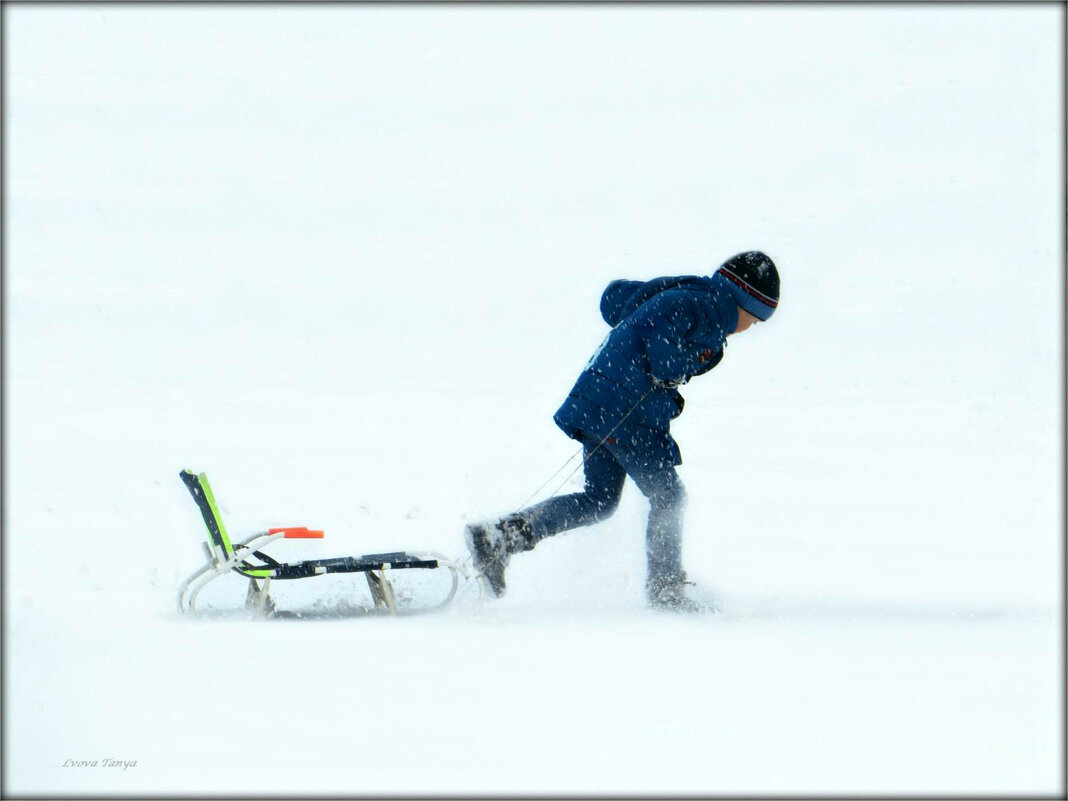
269;527;325;539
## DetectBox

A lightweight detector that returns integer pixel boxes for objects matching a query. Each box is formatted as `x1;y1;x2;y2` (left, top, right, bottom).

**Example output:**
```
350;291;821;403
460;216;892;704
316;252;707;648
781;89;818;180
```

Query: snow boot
464;514;534;599
646;572;703;613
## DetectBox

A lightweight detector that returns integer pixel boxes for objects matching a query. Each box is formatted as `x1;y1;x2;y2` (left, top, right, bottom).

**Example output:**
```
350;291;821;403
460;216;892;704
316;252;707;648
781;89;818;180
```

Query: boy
466;251;780;611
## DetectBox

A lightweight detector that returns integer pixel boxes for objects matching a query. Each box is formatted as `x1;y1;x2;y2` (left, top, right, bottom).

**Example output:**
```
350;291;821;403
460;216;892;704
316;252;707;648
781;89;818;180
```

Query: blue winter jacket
553;273;740;466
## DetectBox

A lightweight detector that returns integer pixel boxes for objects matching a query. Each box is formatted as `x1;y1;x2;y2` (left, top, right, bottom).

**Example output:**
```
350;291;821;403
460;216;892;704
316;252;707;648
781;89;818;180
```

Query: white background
5;4;1063;796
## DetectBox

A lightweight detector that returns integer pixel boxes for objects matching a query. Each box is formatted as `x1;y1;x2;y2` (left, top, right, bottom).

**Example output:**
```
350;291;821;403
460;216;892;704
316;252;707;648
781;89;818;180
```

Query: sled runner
177;469;467;617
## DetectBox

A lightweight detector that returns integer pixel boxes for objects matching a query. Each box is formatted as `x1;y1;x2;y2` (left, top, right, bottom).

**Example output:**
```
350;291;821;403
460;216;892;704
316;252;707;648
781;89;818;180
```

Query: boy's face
732;308;761;335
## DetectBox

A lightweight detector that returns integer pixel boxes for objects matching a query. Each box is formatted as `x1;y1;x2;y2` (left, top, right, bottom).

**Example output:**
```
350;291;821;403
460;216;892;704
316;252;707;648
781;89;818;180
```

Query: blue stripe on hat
716;270;777;321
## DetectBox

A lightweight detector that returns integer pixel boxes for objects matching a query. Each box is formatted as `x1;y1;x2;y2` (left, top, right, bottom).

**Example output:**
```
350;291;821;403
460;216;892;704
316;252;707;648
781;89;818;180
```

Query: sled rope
513;387;655;513
511;448;583;512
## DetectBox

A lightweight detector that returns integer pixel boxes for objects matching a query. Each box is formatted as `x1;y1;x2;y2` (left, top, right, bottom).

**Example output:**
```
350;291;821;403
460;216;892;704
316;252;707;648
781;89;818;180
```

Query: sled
177;469;467;617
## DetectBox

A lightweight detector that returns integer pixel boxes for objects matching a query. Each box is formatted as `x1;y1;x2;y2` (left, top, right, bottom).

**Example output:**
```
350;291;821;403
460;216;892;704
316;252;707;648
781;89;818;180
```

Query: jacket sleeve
629;290;703;384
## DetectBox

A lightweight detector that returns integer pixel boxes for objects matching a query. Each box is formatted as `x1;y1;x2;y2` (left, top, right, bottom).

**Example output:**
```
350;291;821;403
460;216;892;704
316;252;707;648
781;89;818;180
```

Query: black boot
464;514;534;599
646;571;703;613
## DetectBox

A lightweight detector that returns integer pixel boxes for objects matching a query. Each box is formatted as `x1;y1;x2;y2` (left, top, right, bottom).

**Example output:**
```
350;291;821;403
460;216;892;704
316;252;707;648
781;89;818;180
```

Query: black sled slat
260;553;440;580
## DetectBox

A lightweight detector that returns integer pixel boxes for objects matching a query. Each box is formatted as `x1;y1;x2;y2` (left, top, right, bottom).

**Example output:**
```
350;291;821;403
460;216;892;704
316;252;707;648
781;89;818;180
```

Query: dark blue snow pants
517;432;686;582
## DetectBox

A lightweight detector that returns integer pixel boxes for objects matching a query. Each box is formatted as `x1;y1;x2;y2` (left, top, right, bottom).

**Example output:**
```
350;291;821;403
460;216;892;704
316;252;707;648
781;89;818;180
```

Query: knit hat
716;251;779;321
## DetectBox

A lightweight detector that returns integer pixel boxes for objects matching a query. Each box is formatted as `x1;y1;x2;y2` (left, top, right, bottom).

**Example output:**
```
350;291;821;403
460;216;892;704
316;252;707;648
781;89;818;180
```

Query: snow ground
4;4;1063;797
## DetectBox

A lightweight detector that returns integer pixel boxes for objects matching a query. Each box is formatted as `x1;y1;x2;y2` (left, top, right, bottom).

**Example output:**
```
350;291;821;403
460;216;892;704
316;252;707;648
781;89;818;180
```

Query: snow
5;4;1062;796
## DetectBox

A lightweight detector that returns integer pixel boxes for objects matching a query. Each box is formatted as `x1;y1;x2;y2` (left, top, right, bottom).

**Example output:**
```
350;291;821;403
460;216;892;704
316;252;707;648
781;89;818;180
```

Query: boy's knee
582;475;624;521
591;493;621;521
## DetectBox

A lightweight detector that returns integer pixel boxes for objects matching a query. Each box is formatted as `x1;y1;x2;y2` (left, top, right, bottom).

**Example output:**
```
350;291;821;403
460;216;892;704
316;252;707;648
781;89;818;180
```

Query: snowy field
5;4;1063;797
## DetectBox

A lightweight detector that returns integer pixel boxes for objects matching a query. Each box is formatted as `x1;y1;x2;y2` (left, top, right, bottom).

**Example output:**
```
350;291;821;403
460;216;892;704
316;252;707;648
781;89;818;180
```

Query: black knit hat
716;251;780;320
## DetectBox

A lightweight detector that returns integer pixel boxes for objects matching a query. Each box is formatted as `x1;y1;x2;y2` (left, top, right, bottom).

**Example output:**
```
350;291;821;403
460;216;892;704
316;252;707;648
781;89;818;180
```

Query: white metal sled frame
177;469;466;617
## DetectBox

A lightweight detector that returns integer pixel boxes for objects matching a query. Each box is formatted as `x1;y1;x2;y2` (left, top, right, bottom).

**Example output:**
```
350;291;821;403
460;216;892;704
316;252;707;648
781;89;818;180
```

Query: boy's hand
651;375;684;389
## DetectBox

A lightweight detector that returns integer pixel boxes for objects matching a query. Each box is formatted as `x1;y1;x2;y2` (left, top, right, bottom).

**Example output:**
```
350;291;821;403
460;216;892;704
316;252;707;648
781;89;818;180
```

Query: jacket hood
600;275;718;328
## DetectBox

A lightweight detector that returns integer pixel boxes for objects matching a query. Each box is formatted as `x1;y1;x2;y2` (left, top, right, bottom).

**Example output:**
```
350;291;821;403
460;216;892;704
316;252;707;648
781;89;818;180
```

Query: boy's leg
514;437;627;550
606;448;687;587
466;436;626;598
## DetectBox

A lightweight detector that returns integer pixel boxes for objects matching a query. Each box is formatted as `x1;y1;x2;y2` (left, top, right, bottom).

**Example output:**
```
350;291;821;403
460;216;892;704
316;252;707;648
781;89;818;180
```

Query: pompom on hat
715;251;780;321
